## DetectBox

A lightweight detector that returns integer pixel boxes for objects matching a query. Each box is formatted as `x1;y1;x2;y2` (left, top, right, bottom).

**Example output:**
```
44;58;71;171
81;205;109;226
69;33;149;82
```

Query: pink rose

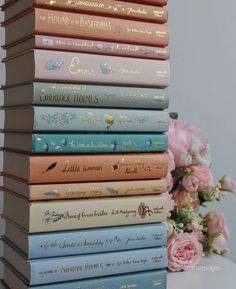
168;149;176;172
166;171;174;192
205;211;229;240
165;221;174;238
211;234;228;254
182;175;199;192
221;176;236;192
167;192;175;212
192;165;213;191
173;186;200;212
168;120;201;167
168;233;203;271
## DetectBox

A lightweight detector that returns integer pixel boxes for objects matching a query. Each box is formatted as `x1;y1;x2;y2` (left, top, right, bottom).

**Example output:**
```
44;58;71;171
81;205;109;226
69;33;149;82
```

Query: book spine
4;269;167;289
30;179;167;200
36;0;168;23
35;8;169;47
32;133;168;153
29;223;167;258
127;0;168;6
29;194;167;232
34;49;170;87
35;35;170;60
33;107;169;132
30;247;167;285
33;82;169;108
29;152;168;183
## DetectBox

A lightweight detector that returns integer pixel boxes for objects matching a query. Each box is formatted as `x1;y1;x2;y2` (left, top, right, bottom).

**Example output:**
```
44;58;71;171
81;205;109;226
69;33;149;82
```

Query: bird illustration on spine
44;191;60;198
106;187;119;195
45;58;63;70
111;140;117;150
100;62;115;75
42;38;54;47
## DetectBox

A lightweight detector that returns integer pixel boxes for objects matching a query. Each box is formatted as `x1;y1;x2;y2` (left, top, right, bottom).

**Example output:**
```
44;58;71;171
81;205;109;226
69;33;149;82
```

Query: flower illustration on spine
138;203;153;218
105;114;115;129
45;58;63;70
100;62;115;75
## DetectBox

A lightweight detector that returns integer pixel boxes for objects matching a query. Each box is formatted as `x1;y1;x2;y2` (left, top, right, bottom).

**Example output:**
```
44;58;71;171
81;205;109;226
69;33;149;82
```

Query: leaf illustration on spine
42;162;57;174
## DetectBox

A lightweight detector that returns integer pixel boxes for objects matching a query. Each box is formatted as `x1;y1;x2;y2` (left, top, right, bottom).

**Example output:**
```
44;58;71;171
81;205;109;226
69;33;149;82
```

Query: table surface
168;254;236;289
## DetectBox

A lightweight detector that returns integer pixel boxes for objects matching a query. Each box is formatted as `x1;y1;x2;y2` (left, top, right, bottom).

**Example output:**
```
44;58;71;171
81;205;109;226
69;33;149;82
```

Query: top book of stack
2;0;168;23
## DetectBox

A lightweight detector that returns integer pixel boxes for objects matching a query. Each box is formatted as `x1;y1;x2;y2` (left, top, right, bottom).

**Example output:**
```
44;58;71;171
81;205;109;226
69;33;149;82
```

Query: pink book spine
120;0;167;6
35;49;170;87
35;35;170;60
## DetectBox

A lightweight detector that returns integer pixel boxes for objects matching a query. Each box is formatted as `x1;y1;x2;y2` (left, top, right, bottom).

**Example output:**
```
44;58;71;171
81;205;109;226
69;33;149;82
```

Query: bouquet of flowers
166;116;236;272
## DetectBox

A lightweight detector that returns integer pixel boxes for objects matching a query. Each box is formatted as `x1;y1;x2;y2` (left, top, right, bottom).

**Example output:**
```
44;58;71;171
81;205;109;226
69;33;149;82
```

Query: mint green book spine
33;82;169;109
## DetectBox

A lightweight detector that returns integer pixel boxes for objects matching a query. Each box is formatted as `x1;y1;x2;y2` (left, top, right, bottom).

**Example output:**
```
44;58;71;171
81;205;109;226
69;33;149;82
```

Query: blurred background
0;0;235;263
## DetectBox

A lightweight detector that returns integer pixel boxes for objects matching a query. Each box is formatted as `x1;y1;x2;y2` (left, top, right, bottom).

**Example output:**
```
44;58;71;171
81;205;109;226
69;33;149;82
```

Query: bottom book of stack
1;264;167;289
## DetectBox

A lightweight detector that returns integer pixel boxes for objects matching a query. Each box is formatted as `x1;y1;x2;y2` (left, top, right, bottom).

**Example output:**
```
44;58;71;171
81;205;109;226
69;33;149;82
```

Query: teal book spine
33;82;169;109
1;270;167;289
32;133;168;153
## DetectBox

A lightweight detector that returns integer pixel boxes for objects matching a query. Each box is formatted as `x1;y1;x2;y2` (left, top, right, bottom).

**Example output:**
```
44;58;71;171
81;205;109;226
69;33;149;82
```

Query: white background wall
0;0;235;263
168;0;236;262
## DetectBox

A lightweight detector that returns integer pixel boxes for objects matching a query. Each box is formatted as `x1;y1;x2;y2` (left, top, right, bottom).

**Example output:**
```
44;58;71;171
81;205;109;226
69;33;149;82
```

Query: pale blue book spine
1;270;167;289
36;270;167;289
33;107;169;132
32;133;168;153
30;247;167;285
28;223;167;259
33;82;169;110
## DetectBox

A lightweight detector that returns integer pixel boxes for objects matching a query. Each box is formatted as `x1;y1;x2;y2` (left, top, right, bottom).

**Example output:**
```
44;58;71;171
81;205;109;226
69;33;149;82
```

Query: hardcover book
4;107;169;132
5;221;167;258
0;281;5;289
3;262;167;289
3;191;167;232
124;0;168;6
4;50;170;87
3;82;169;109
4;133;168;153
2;0;168;23
3;241;168;285
3;150;168;183
3;8;169;47
4;35;170;60
2;176;167;200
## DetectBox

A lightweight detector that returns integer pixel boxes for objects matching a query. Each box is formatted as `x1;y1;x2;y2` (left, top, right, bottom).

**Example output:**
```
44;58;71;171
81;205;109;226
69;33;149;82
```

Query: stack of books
0;0;170;288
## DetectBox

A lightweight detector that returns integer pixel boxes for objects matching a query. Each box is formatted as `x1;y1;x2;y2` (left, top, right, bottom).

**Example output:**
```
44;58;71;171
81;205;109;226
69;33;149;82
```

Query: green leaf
169;112;179;120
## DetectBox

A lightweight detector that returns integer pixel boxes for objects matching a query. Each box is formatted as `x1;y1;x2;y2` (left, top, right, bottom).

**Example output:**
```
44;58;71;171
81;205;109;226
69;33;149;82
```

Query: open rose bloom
167;118;235;272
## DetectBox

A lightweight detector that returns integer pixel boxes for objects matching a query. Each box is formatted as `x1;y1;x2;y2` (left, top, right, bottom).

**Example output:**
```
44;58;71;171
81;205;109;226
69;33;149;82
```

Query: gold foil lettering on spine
154;95;165;102
80;16;112;31
152;279;164;286
69;57;95;75
156;70;167;77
